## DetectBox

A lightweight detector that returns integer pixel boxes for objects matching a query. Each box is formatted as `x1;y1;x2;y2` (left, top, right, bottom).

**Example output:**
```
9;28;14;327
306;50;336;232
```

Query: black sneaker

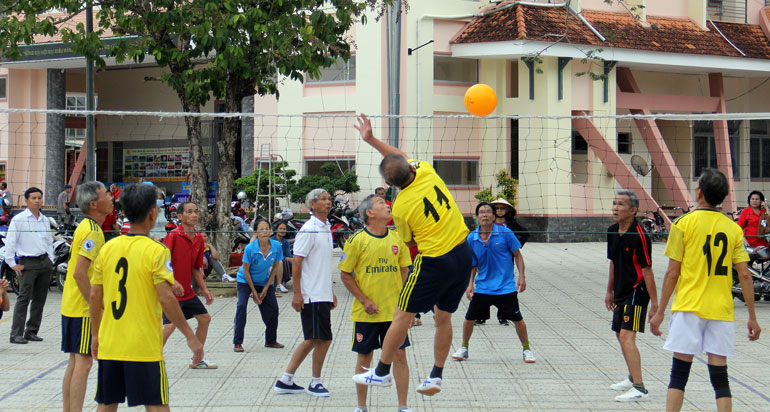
274;380;305;394
474;319;486;326
306;382;330;397
499;319;510;326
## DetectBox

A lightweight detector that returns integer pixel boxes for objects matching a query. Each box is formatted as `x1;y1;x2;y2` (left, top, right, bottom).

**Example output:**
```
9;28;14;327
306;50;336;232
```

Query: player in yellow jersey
89;183;203;411
340;194;413;412
353;114;472;397
60;182;114;412
650;169;761;412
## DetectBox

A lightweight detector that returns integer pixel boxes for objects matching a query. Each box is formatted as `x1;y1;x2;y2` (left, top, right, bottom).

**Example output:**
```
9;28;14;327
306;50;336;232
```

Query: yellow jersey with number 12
664;209;749;321
92;234;175;362
391;159;469;257
61;217;105;317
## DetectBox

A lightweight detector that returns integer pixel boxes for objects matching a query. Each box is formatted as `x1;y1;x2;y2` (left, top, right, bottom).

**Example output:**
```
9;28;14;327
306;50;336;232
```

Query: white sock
280;372;294;385
311;376;321;387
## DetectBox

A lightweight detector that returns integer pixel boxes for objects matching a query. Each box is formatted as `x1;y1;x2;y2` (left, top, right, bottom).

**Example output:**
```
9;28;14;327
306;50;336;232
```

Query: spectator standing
271;221;293;293
490;198;530;247
274;188;337;397
0;278;9;320
60;182;113;412
1;181;13;208
101;190;120;241
109;184;121;212
340;194;413;412
375;187;394;226
161;202;216;369
737;190;770;248
7;187;54;344
233;220;284;352
57;185;73;226
650;169;761;412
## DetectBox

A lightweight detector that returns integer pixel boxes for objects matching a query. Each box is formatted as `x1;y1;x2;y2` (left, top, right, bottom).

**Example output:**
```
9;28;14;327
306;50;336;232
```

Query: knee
617;331;635;347
394;349;407;365
198;313;212;325
708;364;731;399
78;355;93;371
668;357;693;391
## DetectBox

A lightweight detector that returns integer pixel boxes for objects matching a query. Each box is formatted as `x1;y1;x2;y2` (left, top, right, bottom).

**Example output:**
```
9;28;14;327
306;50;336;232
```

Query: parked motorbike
640;207;668;242
732;235;770;302
1;224;72;295
328;197;364;249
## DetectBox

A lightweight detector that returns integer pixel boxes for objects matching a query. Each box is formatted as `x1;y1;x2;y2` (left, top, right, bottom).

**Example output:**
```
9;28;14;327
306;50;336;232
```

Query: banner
122;147;211;182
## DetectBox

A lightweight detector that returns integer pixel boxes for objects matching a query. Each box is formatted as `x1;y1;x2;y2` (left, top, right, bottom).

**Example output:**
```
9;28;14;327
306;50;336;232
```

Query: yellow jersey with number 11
391;159;469;257
92;234;175;362
664;209;749;321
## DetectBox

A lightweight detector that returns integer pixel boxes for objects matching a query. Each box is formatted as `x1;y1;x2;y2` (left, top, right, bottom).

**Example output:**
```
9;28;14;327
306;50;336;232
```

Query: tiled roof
452;3;770;60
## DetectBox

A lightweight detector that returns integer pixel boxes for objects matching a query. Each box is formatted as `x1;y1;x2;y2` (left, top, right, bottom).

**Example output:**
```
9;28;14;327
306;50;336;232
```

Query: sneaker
306;382;330;397
353;408;366;412
416;377;442;396
499;319;510;326
452;346;469;361
352;368;393;387
274;380;305;394
276;283;289;293
189;358;218;369
398;409;413;412
522;349;536;363
615;387;649;402
222;273;235;282
474;319;486;326
610;377;634;391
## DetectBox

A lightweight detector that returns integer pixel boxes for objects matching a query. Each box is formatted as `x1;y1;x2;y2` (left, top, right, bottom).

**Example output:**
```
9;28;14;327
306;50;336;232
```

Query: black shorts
465;292;523;322
611;299;649;333
398;241;473;314
300;302;332;341
95;360;169;407
61;315;92;355
351;321;410;354
162;296;208;325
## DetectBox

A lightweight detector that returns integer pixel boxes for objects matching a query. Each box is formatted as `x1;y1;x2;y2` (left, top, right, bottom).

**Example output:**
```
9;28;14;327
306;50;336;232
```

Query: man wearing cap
57;185;73;226
490;198;530;247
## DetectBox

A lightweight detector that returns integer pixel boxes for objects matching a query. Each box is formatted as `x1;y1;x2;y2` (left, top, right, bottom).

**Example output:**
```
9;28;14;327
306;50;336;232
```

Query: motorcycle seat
746;245;770;262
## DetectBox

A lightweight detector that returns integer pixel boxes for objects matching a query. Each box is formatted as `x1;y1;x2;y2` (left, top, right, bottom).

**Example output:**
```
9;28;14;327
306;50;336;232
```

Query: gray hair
358;194;377;224
305;188;329;208
76;181;106;213
616;189;639;213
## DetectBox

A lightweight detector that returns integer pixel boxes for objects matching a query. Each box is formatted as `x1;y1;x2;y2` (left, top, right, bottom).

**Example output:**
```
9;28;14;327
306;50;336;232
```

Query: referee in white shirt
8;187;54;344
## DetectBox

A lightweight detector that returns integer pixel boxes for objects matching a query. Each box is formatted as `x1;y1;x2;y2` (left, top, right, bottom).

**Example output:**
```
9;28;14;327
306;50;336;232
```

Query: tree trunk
181;102;210;229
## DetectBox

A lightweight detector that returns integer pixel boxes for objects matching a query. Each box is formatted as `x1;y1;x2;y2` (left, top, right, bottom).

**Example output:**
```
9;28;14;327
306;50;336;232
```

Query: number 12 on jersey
423;185;451;223
702;233;728;277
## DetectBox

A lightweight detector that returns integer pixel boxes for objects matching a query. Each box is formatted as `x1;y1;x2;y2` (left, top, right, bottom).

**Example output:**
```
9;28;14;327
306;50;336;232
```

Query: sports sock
522;341;530;351
430;365;443;379
462;342;469;348
375;361;392;376
280;372;294;385
311;377;321;387
632;382;646;393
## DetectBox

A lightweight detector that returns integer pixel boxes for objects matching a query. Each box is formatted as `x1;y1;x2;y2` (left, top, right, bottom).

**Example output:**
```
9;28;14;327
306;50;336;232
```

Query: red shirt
112;188;121;200
102;209;117;233
738;207;770;248
163;226;205;301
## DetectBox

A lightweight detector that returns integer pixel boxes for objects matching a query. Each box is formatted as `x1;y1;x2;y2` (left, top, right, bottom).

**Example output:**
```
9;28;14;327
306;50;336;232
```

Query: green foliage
475;169;518;206
288;162;360;204
233;161;297;212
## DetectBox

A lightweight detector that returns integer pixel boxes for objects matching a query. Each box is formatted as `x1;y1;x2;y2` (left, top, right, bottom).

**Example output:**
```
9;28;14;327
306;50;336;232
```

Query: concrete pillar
45;69;66;205
240;95;254;177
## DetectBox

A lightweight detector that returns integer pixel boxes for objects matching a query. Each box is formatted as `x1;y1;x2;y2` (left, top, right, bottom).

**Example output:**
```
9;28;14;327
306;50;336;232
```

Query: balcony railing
707;0;747;23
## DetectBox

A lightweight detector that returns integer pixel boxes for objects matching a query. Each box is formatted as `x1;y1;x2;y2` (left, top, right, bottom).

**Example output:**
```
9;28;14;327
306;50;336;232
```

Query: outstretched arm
354;114;408;159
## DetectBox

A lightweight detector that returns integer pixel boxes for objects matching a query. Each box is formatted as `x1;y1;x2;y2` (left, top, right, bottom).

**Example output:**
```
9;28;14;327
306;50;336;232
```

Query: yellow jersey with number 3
61;217;105;317
664;209;749;321
92;234;175;361
391;159;469;257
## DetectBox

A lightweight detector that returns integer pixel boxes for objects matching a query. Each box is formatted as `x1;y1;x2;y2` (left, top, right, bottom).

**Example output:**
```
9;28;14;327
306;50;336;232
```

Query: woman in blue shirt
271;221;294;293
233;220;284;352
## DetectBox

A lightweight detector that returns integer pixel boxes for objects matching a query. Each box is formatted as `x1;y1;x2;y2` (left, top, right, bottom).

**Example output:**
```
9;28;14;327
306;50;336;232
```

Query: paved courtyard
1;242;770;411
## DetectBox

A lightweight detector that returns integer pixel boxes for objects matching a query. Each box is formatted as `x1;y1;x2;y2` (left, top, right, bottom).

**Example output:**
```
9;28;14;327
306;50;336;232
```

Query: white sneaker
452;346;469;361
416;377;442;396
222;273;235;282
189;357;218;369
276;283;289;293
352;368;393;387
522;349;536;363
615;387;649;402
353;408;366;412
610;377;634;391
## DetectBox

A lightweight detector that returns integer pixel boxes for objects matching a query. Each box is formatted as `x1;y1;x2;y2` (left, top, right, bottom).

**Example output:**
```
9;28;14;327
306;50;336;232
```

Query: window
65;93;98;141
434;56;478;84
511;119;519;180
434;159;478;186
305;55;356;83
0;163;6;182
692;120;740;178
0;76;6;100
750;120;770;179
305;159;355;176
572;131;588;154
617;132;631;154
507;60;518;98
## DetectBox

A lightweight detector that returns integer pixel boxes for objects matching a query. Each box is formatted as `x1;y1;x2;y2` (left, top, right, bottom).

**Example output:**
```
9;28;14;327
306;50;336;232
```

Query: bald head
379;154;413;188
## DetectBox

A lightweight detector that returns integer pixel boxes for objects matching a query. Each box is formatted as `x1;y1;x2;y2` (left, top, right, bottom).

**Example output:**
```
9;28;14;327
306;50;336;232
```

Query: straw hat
490;198;514;209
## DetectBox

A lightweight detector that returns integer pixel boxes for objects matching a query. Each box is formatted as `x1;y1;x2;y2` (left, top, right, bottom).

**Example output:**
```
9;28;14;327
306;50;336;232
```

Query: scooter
732;235;770;302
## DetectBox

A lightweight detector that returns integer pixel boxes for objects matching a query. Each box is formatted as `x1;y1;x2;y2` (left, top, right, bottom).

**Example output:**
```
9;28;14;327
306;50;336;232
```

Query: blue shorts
61;315;92;355
95;360;169;407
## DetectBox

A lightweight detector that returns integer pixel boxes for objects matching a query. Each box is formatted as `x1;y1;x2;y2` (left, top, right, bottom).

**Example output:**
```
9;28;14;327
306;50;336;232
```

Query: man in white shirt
274;188;337;397
8;187;54;344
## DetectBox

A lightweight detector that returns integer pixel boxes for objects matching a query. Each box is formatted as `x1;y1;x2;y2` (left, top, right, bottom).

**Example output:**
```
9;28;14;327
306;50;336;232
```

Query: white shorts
662;311;735;357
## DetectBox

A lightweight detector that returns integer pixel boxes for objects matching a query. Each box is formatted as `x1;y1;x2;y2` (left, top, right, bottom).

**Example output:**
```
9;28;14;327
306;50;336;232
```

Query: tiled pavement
1;242;770;411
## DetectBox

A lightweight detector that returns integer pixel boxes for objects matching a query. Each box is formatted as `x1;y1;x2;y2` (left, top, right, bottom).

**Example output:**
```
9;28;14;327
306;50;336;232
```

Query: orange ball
464;84;497;117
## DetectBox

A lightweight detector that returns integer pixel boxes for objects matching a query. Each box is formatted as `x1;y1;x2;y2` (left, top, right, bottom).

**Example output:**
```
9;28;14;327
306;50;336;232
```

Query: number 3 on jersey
423;185;450;223
702;232;728;277
112;257;129;319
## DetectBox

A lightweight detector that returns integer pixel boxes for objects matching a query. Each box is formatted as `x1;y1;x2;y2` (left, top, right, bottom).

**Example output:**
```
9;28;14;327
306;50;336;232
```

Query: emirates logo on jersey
392;245;399;255
356;333;363;343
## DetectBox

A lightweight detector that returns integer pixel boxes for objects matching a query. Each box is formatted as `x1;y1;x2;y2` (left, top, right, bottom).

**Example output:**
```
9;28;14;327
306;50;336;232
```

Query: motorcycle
732;235;770;302
328;197;364;249
640;207;668;242
1;226;72;295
